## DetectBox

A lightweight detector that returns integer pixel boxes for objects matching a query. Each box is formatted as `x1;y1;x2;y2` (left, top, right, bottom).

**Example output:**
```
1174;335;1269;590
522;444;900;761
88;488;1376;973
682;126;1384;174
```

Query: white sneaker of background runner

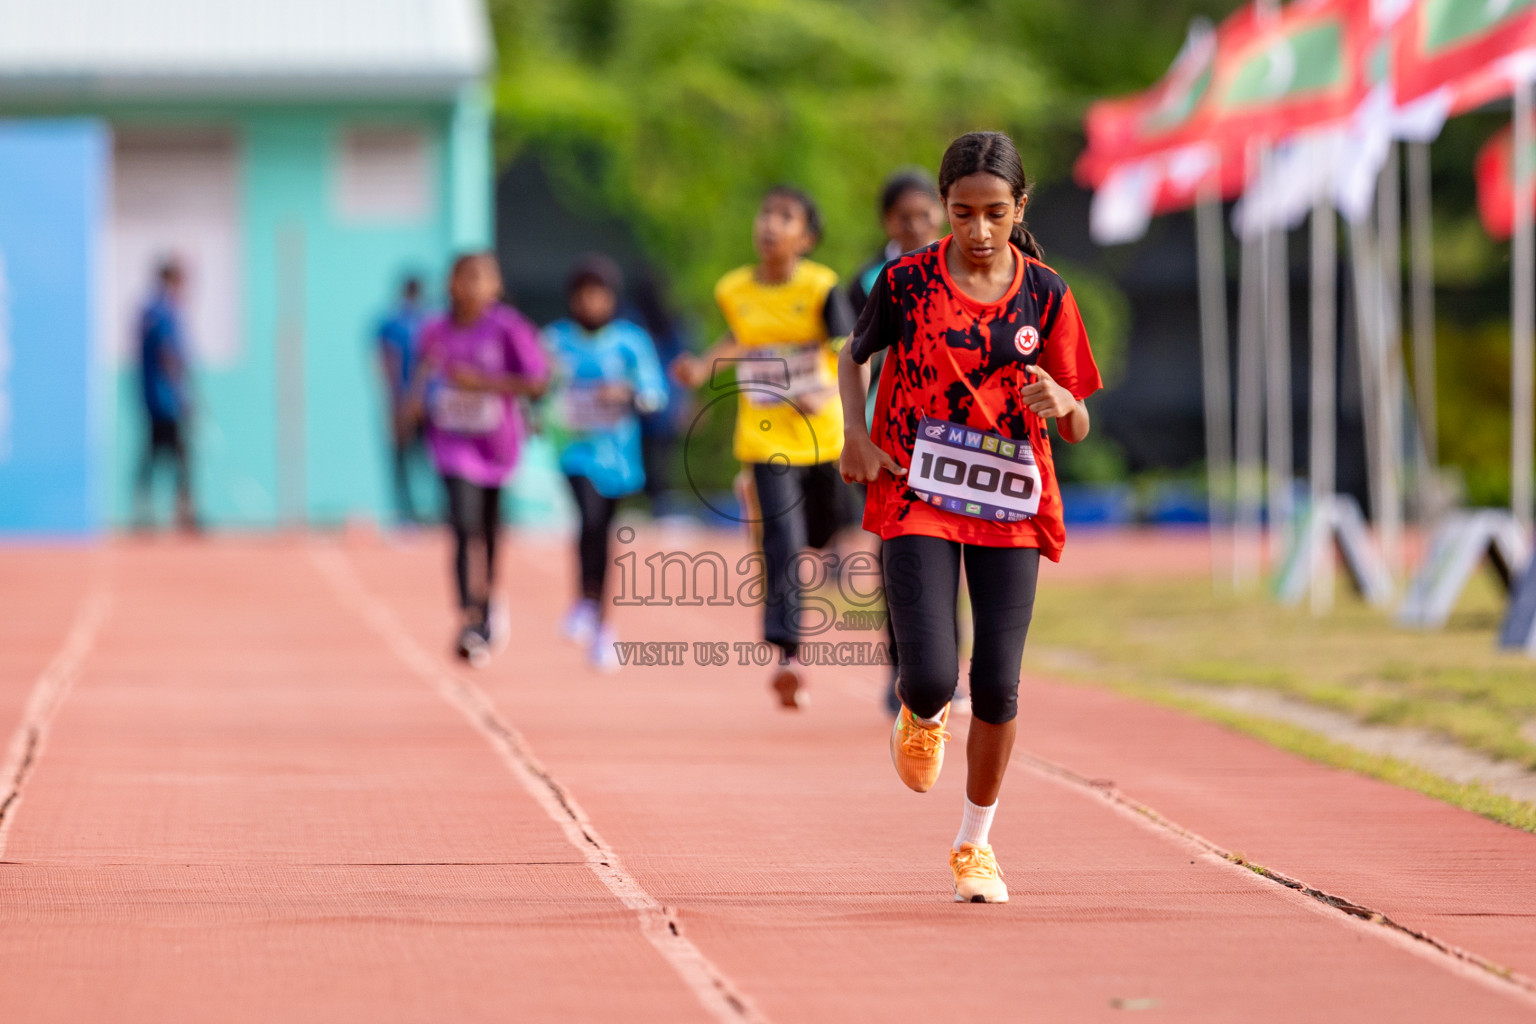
561;599;599;645
954;796;997;850
589;624;620;673
487;598;511;654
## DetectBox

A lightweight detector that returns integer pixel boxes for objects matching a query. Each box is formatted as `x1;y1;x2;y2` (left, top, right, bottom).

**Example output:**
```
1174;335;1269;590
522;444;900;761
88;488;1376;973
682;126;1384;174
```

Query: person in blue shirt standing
623;269;692;513
544;255;667;672
133;259;196;532
377;274;427;525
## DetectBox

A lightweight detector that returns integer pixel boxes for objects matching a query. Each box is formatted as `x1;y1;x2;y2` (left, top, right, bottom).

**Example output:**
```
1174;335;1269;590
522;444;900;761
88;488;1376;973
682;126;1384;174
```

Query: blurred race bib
430;386;504;436
907;416;1040;523
560;383;630;432
737;344;832;407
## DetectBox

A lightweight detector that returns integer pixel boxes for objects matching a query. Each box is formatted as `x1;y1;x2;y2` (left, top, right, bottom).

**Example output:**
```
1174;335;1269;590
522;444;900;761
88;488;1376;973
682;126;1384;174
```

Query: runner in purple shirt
405;252;548;665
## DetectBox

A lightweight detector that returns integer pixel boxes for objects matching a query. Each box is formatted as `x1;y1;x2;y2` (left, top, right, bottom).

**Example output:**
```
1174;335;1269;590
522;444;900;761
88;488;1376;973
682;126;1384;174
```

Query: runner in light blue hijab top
543;254;667;671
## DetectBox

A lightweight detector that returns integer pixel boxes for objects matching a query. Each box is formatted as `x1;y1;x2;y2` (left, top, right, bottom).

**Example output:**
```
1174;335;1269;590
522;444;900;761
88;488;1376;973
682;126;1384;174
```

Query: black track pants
751;459;846;658
566;473;619;603
881;534;1039;725
442;475;502;616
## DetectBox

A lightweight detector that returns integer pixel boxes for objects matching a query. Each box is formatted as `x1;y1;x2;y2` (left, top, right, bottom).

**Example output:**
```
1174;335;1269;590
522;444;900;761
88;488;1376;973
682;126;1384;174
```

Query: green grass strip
1069;676;1536;835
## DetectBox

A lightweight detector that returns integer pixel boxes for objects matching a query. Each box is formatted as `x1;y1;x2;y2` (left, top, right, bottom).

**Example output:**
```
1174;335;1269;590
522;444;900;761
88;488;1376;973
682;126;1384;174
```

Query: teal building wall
0;85;574;534
56;93;496;529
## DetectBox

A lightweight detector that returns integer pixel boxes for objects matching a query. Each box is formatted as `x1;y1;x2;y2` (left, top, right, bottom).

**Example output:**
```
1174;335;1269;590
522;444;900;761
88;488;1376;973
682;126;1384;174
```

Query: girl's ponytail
1010;223;1044;262
940;131;1043;261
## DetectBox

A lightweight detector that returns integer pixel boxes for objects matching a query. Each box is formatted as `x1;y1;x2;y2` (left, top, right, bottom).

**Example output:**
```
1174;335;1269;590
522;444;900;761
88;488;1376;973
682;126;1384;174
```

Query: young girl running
544;254;668;672
408;252;549;666
838;132;1102;903
674;185;855;709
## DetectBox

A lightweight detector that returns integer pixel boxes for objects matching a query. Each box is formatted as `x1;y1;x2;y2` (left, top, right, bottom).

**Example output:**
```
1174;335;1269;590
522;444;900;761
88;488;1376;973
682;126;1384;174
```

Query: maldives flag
1475;118;1535;239
1078;2;1370;203
1076;17;1230;191
1394;0;1536;109
1079;0;1373;242
1198;0;1373;151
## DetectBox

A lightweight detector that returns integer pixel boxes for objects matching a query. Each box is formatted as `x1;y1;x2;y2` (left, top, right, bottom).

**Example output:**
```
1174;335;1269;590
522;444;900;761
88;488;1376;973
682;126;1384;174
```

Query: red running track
1;530;1533;1022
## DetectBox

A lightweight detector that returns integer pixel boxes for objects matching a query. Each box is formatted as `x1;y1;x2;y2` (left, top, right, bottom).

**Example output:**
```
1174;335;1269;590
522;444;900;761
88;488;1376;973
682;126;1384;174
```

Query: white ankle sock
954;797;997;850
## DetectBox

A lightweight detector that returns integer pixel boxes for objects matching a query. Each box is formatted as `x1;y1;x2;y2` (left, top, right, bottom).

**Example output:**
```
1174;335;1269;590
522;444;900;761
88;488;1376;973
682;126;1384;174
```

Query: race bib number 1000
907;416;1041;523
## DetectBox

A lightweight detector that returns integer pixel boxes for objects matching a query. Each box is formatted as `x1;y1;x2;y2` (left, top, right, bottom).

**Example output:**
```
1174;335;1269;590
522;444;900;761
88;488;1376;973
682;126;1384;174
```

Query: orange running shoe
950;842;1008;904
770;663;806;709
890;703;950;792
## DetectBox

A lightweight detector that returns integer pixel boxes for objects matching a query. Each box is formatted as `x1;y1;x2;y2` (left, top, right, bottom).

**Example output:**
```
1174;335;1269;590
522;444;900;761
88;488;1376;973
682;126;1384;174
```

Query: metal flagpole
1310;196;1338;614
1513;79;1535;536
1348;215;1384;554
1196;181;1234;592
1407;139;1438;524
1235;206;1267;590
1252;1;1284;571
1265;189;1294;559
1376;142;1405;577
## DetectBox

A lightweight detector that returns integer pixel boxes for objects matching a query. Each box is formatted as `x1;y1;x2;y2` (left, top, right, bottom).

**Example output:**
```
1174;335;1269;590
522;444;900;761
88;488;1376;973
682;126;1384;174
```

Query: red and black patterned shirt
848;236;1102;560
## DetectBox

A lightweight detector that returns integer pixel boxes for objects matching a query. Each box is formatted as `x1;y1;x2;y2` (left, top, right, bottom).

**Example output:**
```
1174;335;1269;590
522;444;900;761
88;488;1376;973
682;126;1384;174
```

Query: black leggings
752;459;847;659
566;473;619;604
442;475;502;617
137;417;191;502
390;422;423;524
882;535;1039;725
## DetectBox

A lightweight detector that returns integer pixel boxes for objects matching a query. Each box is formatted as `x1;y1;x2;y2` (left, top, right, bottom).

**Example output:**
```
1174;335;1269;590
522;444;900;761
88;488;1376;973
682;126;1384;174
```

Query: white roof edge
0;0;494;99
0;73;486;102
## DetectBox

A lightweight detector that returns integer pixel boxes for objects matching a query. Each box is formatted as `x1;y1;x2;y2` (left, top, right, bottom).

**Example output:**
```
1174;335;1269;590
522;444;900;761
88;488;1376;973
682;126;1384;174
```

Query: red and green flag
1079;1;1401;242
1475;117;1536;239
1393;0;1536;109
1078;0;1374;216
1198;0;1372;152
1076;16;1229;192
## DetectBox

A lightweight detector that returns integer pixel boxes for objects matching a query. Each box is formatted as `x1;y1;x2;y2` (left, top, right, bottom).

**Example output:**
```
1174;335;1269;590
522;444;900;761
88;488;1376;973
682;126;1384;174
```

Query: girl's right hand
840;430;906;484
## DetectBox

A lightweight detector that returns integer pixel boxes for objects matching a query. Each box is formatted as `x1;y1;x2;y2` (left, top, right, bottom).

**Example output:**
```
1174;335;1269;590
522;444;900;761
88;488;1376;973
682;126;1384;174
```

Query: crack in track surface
1013;751;1536;1007
311;545;767;1024
0;589;112;857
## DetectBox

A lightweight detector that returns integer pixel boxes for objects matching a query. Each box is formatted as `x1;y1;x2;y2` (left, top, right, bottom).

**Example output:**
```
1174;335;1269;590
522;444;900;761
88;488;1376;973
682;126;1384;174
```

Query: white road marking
1014;750;1536;1010
0;588;112;857
310;545;768;1024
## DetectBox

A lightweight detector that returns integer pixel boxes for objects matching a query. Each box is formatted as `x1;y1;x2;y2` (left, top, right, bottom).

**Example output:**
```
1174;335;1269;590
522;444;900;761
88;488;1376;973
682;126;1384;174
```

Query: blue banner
0;120;108;535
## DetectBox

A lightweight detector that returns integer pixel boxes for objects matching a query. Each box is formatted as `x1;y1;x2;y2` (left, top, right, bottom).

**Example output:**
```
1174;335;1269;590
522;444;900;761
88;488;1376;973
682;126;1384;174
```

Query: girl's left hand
1020;364;1075;420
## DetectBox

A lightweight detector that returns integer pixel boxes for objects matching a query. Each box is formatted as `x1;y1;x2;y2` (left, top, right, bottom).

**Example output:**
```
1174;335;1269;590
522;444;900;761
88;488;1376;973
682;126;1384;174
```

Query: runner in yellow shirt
674;186;855;709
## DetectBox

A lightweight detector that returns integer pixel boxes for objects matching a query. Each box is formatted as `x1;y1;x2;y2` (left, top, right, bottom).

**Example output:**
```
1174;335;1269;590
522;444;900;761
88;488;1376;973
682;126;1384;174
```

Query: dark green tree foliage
490;1;1536;503
488;0;1227;338
486;0;1235;495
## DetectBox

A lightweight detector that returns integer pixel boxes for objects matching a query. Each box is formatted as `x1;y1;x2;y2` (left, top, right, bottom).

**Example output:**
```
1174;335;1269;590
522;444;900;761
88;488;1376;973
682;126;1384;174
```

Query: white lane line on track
1012;750;1536;1010
0;588;113;859
310;545;768;1024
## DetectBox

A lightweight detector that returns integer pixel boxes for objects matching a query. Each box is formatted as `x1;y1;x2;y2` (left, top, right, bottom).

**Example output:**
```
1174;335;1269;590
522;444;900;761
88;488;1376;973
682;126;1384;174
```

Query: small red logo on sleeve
1014;326;1040;357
